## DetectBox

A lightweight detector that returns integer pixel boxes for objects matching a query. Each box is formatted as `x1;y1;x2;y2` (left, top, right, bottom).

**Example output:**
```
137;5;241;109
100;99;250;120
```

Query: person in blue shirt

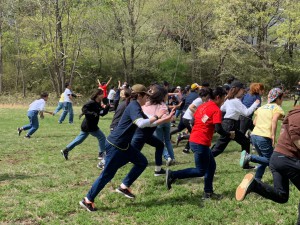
79;84;174;212
240;83;264;135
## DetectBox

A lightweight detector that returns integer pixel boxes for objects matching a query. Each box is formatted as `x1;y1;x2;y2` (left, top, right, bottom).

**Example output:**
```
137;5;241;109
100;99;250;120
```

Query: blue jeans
175;109;182;118
86;141;148;202
66;129;106;153
251;135;274;180
131;128;163;166
154;122;175;160
53;102;63;115
171;142;216;193
59;102;74;123
22;110;39;136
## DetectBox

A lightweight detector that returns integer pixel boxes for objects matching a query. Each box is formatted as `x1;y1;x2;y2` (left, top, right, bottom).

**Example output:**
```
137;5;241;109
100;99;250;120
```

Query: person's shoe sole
236;173;254;201
239;150;247;168
115;188;135;199
166;169;172;190
79;201;95;212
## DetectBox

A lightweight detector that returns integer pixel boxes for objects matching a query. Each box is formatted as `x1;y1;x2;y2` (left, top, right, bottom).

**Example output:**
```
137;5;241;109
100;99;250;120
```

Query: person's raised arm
106;77;112;86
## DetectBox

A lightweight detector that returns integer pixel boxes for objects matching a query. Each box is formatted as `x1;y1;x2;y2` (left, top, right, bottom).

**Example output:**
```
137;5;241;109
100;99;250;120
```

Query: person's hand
229;131;235;139
255;99;260;104
157;109;168;119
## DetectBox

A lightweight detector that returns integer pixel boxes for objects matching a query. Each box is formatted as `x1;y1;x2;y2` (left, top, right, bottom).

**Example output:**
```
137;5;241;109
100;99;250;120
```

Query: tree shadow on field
0;173;31;182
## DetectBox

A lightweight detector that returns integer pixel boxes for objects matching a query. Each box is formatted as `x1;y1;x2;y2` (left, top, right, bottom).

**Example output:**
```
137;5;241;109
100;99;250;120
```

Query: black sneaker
98;152;105;160
176;133;182;146
202;192;222;200
154;168;166;176
182;149;190;154
115;186;135;199
17;127;23;136
243;164;255;170
61;149;69;160
166;169;175;190
79;198;96;212
24;135;30;139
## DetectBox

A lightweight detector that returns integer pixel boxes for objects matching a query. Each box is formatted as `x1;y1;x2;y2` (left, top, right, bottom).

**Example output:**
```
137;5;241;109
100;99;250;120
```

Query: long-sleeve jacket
81;100;109;132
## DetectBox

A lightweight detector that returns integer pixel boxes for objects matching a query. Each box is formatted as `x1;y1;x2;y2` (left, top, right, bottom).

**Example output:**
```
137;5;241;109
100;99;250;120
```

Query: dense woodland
0;0;299;97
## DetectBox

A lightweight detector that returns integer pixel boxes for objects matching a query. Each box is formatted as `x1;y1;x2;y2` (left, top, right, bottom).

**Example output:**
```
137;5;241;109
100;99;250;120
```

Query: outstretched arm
106;77;112;86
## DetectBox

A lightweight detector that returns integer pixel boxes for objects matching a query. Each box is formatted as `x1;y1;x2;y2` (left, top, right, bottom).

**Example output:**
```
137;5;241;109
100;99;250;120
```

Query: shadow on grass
0;173;32;182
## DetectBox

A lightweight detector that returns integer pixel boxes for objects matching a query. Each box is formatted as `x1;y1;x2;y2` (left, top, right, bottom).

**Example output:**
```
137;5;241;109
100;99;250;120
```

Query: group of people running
17;79;300;224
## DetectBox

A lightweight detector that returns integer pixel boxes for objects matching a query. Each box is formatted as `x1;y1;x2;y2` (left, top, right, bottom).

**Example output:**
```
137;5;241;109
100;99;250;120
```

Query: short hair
90;89;104;100
40;92;49;98
208;87;227;100
249;83;265;95
65;82;70;88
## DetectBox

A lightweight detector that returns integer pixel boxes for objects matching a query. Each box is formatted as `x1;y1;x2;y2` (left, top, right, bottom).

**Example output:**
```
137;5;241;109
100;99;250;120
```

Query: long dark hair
90;89;104;101
149;84;167;105
226;87;242;100
208;87;227;100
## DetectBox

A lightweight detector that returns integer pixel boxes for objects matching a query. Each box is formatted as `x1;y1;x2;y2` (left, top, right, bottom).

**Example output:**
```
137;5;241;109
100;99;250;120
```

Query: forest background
0;0;299;97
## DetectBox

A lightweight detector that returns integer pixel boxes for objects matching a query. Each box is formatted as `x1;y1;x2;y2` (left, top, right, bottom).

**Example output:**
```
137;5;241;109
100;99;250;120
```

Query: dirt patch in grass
0;104;28;109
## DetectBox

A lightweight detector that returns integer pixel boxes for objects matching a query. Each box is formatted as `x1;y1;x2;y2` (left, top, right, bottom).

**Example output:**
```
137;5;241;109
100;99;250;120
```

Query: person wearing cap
236;105;300;225
240;88;285;179
58;82;76;124
211;81;260;166
79;84;174;212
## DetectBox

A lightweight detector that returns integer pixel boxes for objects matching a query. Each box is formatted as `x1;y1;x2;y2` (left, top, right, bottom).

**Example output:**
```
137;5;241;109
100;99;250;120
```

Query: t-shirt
189;101;222;146
107;100;147;150
182;91;199;111
183;97;203;120
63;88;72;103
107;89;116;100
98;84;108;97
28;99;46;111
252;103;285;138
59;93;64;102
242;93;261;108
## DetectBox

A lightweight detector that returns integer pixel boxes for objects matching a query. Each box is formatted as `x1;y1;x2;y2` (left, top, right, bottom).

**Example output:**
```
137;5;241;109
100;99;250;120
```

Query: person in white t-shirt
59;82;75;124
107;86;116;104
17;93;53;138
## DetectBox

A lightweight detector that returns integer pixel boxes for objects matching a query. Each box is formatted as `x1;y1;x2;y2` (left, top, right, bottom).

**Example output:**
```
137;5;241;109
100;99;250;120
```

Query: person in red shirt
98;77;112;104
166;87;235;199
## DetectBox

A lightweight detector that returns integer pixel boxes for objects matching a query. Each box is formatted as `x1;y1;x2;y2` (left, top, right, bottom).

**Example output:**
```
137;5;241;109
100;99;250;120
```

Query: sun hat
191;83;199;90
268;88;283;103
131;84;150;95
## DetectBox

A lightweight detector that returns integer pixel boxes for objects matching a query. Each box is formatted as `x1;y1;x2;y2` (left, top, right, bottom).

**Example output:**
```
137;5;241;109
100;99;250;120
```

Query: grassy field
0;100;299;225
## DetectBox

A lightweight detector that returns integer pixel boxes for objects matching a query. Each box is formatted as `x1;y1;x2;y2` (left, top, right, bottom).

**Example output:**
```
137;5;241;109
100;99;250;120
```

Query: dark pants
170;114;186;136
113;99;120;111
131;128;164;166
239;115;254;134
86;141;148;202
171;142;216;193
182;118;193;150
212;119;250;157
251;151;300;224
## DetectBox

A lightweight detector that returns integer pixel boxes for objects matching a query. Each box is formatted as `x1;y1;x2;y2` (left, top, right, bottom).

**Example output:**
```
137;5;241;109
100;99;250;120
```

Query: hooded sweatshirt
275;106;300;159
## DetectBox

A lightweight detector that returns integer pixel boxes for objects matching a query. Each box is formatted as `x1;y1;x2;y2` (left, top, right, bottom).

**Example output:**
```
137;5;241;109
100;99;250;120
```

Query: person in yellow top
240;88;285;180
53;93;64;115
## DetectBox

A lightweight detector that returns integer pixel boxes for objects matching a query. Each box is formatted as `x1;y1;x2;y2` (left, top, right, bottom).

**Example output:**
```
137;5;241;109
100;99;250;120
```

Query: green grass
0;100;298;225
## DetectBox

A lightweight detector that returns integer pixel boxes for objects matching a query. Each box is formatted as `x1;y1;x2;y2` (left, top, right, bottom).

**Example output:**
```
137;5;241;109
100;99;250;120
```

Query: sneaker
176;133;182;146
202;192;222;200
166;157;172;166
61;149;69;160
154;168;166;176
245;129;252;139
97;161;105;169
17;128;23;136
166;169;175;190
115;186;135;199
98;152;105;160
79;198;96;212
243;164;255;169
236;173;255;201
240;150;251;168
182;149;190;154
24;135;30;139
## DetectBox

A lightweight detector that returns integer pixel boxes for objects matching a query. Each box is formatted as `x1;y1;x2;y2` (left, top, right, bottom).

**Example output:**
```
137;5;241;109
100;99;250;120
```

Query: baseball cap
191;83;199;90
176;86;181;89
231;81;245;89
268;88;283;103
131;84;150;95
